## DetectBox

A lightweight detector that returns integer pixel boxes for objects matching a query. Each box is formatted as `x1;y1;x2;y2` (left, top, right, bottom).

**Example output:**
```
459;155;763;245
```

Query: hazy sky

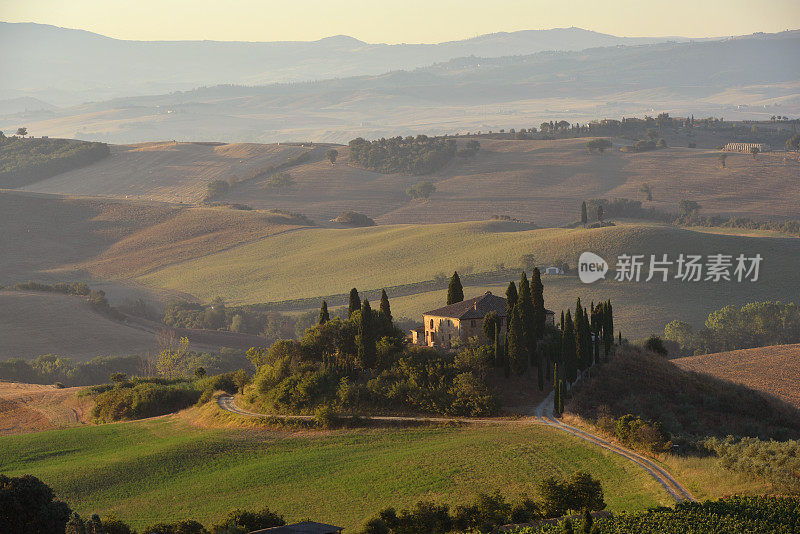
2;0;799;43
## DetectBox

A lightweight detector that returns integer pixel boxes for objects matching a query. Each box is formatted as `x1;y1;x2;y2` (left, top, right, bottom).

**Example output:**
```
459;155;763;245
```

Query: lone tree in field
348;288;361;317
639;183;652;201
379;289;392;323
718;153;728;168
357;299;376;369
750;146;760;159
580;201;588;225
447;271;464;305
319;300;330;325
326;149;338;164
586;138;611;153
15;127;27;138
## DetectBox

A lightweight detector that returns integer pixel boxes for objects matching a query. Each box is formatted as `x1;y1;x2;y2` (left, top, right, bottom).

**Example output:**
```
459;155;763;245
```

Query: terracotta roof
423;291;555;320
424;292;506;319
249;522;343;534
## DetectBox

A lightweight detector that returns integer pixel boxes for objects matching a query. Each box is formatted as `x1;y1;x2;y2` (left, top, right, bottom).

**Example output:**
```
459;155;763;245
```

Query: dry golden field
673;344;800;410
0;191;307;282
0;381;93;435
20;141;314;203
218;138;800;226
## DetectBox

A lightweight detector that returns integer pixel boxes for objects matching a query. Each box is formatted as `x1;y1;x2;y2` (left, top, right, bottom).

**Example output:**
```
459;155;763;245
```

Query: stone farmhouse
411;291;555;349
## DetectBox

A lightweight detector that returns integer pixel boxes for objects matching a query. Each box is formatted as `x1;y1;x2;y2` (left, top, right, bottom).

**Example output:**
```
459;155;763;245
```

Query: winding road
216;393;696;503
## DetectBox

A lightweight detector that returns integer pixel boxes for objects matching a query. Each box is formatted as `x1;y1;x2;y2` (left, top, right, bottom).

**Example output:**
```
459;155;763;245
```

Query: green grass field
138;221;800;339
0;415;670;530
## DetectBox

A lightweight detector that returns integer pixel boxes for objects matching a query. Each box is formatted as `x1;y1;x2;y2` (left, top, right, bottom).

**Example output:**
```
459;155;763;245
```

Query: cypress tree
537;346;544;391
575;299;588;371
505;281;518;317
601;300;612;360
591;304;601;365
447;271;464;305
553;362;560;414
66;513;87;534
562;310;577;383
518;271;535;370
348;288;361;317
87;514;104;534
581;509;593;534
379;289;392;323
319;300;330;325
494;321;502;368
507;304;528;375
531;267;545;340
483;311;500;342
560;310;565;331
557;380;565;416
358;299;376;369
581;201;588;225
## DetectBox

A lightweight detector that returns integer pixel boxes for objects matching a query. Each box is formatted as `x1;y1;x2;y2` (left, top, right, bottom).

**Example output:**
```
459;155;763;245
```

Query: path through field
216;394;695;502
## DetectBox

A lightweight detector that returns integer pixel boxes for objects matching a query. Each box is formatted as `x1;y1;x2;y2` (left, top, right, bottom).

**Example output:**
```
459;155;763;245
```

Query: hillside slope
136;222;800;339
0;191;309;283
0;381;92;435
9;32;797;142
673;344;800;410
0;291;157;361
568;347;800;440
224;138;800;226
0;22;698;106
0;417;669;530
20;141;316;203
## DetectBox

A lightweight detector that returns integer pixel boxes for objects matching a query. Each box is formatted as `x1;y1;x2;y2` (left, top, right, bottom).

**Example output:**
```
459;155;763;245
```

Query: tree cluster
348;135;457;175
360;472;605;534
665;301;800;355
0;137;110;188
250;290;498;416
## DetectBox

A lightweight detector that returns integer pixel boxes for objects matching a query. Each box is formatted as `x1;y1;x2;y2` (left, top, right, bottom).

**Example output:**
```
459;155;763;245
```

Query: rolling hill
20;141;316;204
7;31;797;143
0;290;157;361
15;137;799;228
0;381;92;434
0;190;309;283
134;222;800;339
223;138;800;226
0;414;672;530
673;344;800;410
0;22;699;106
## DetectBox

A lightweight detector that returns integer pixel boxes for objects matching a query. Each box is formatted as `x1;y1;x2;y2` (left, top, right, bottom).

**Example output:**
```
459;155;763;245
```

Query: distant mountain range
0;22;712;106
1;26;797;144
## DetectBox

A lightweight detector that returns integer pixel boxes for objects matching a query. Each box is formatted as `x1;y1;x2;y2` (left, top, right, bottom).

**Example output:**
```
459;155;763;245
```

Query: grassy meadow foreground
0;412;669;530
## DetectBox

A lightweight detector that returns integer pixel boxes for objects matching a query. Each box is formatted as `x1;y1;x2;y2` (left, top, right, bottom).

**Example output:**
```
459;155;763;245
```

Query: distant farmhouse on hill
412;291;555;349
723;142;770;153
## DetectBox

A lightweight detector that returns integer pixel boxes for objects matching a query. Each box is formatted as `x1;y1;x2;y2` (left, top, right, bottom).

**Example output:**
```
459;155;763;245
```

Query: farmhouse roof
423;291;554;320
249;521;343;534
